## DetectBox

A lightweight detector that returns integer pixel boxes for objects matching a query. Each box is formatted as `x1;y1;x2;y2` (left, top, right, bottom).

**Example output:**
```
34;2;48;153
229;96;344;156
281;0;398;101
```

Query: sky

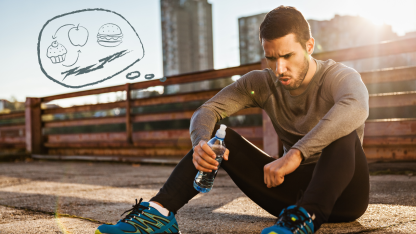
0;0;415;104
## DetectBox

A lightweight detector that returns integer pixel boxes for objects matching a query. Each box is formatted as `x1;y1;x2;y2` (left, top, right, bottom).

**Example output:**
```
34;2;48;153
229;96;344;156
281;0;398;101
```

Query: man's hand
192;140;230;172
264;149;303;188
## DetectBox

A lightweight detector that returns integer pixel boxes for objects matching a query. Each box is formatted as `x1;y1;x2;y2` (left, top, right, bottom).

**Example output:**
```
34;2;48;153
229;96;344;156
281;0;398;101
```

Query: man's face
262;33;310;91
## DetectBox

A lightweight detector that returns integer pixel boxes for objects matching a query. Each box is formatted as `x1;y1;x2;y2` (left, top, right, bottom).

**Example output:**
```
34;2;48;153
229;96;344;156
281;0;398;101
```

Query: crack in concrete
0;179;33;189
0;204;111;225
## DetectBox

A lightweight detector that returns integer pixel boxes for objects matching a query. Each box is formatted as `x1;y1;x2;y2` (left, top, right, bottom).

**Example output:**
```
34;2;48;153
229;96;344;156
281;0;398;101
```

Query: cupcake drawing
47;41;67;63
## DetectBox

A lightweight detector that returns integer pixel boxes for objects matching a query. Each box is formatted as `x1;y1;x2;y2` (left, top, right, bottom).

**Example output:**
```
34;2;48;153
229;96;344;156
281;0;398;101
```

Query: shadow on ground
0;161;415;233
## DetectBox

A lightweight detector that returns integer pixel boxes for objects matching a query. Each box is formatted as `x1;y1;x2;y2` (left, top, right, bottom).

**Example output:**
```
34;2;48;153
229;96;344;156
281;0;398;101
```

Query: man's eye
284;55;291;59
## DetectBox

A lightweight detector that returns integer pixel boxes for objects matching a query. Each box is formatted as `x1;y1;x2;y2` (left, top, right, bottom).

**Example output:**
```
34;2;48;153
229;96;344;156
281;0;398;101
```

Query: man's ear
306;37;315;55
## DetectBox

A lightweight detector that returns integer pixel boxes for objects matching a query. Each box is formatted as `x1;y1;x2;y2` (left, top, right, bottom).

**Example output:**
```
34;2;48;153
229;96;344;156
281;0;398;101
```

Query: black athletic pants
150;125;370;231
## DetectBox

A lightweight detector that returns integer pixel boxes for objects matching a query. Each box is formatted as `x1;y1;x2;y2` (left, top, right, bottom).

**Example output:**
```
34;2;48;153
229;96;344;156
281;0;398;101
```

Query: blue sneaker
95;198;181;234
261;205;315;234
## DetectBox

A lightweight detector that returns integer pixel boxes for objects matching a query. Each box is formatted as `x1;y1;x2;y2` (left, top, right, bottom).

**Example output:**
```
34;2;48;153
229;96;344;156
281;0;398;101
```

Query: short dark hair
259;6;311;50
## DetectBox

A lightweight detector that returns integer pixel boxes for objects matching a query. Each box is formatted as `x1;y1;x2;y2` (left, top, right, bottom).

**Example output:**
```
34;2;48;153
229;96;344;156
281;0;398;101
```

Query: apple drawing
68;24;89;47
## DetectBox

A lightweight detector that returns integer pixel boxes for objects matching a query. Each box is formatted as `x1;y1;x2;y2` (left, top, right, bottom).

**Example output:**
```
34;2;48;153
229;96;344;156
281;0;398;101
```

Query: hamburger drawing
97;23;123;47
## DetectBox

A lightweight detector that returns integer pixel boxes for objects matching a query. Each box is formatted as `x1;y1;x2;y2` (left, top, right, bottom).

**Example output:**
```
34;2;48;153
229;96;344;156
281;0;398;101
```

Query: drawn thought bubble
37;8;144;88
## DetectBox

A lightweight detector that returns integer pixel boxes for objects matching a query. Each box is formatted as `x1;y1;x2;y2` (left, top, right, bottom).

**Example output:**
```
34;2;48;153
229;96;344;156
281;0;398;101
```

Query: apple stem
76;23;80;30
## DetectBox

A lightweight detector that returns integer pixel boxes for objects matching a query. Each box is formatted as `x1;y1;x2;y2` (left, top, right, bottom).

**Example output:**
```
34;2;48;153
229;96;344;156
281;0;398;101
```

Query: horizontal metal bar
0;112;25;120
131;108;262;122
0;124;25;131
313;37;416;62
129;63;261;90
363;136;416;146
45;142;134;148
47;132;127;143
0;136;26;143
0;142;26;149
364;118;416;136
132;111;195;122
360;66;416;84
32;154;181;164
45;139;190;149
44;116;126;128
369;91;416;108
44;137;264;151
47;147;192;157
131;89;221;107
364;145;416;161
43;101;125;115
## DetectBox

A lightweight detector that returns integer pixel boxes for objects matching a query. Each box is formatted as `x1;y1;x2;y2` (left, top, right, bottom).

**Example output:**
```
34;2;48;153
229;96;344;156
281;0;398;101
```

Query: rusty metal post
261;59;283;157
125;83;132;144
25;97;44;154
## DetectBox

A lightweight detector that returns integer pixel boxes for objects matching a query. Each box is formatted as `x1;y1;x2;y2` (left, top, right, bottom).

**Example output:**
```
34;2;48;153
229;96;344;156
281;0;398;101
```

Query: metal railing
1;37;415;162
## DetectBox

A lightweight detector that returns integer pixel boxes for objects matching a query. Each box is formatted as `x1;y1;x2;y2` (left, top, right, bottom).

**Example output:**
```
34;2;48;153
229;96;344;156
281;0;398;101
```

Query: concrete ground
0;160;415;234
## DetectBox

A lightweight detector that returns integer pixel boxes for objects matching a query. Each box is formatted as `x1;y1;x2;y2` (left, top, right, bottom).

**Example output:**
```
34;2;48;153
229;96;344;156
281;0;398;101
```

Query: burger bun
97;23;123;47
97;40;123;47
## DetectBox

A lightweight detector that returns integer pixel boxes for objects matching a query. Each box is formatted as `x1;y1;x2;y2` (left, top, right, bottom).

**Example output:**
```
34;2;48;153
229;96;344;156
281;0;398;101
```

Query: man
96;5;370;234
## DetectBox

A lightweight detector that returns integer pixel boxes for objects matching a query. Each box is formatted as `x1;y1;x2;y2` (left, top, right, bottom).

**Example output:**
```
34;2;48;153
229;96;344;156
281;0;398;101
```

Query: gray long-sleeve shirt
189;58;369;165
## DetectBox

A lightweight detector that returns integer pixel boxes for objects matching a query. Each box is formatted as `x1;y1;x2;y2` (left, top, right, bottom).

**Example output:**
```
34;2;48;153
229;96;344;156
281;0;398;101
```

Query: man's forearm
190;106;218;150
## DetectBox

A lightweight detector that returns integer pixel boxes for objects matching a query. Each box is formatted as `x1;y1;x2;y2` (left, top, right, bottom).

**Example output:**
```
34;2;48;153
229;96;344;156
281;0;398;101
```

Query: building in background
237;13;416;71
310;15;416;72
238;13;266;65
0;99;24;114
0;100;12;112
160;0;214;76
309;15;398;53
401;31;416;39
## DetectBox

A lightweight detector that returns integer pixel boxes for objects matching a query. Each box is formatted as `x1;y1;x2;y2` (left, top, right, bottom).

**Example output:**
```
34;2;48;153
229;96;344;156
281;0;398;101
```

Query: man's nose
274;60;287;75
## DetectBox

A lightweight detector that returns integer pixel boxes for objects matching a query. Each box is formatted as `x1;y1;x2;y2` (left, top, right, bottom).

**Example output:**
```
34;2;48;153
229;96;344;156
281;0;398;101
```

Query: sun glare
366;16;384;26
355;0;415;36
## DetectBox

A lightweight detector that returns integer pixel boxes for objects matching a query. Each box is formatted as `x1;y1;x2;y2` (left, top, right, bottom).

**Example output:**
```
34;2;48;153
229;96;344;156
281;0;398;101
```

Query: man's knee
321;130;359;157
332;130;358;146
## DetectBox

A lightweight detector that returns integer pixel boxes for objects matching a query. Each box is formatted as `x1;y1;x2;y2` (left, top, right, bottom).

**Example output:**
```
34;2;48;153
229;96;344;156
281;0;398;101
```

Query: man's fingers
271;170;284;187
264;164;271;188
270;167;278;187
222;148;229;160
200;140;216;159
192;156;213;172
196;155;218;170
272;175;284;187
271;173;278;187
264;163;285;188
277;176;284;186
198;142;219;166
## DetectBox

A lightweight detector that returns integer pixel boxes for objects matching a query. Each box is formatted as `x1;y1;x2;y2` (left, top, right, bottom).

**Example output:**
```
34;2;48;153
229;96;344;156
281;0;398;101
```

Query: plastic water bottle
193;124;227;193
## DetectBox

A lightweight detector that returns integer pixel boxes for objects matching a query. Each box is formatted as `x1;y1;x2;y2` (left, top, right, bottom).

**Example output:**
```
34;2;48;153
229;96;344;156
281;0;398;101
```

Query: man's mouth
279;77;291;85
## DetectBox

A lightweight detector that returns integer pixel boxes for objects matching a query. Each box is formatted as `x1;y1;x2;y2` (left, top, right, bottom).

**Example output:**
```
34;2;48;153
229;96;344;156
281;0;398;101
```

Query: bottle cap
215;124;227;139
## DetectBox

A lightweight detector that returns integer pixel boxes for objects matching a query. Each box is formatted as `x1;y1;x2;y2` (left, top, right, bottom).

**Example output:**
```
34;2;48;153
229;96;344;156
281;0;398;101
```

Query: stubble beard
281;57;309;91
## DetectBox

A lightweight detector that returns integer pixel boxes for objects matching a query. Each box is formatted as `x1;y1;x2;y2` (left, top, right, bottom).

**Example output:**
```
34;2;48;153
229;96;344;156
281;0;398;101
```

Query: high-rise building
238;13;266;65
160;0;214;76
238;13;405;71
309;15;416;72
401;31;416;39
309;15;398;54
